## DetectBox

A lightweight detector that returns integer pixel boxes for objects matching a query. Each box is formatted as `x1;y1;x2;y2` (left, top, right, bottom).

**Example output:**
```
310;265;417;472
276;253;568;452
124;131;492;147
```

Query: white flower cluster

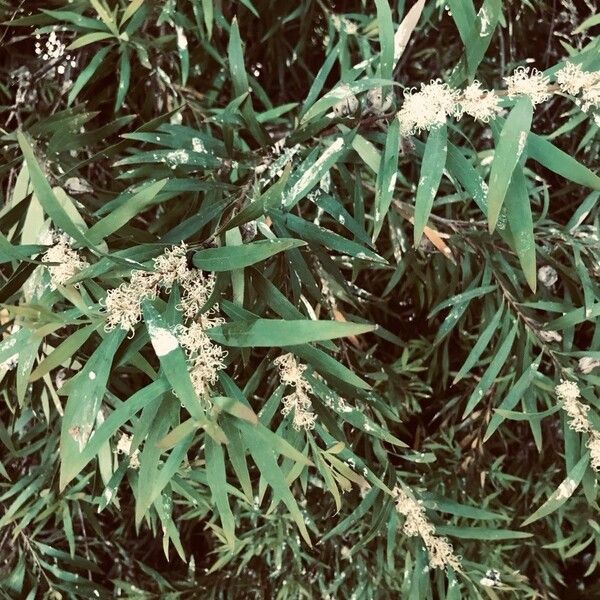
555;380;600;471
556;62;600;120
176;320;226;402
397;80;459;136
393;487;460;570
458;81;502;123
104;244;217;333
103;243;225;399
274;353;317;431
397;78;501;136
35;31;65;61
41;230;89;289
34;31;77;76
505;66;551;105
396;62;600;136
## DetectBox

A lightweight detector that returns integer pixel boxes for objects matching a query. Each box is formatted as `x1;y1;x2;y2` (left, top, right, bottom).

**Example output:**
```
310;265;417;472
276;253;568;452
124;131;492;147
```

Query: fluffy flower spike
393;487;460;570
505;66;551;105
41;230;89;289
397;80;460;136
274;353;317;431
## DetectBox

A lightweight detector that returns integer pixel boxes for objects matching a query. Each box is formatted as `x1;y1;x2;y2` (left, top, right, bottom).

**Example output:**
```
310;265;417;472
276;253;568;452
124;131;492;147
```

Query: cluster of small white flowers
393;487;460;570
391;61;600;137
103;243;226;401
104;243;219;333
397;80;460;136
555;380;590;432
274;353;317;431
41;230;89;289
176;320;226;401
115;433;140;469
556;62;600;119
35;31;65;61
555;380;600;471
505;66;551;105
103;269;158;333
458;81;502;123
555;380;589;432
34;31;77;76
12;67;38;106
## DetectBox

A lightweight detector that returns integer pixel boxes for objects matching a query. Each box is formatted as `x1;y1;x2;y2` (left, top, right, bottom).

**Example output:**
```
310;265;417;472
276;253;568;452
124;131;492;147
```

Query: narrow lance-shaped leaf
505;169;537;291
207;319;375;347
17;131;90;247
487;96;533;232
413;124;447;246
60;328;126;490
522;453;589;527
205;436;237;549
192;239;305;271
373;117;400;241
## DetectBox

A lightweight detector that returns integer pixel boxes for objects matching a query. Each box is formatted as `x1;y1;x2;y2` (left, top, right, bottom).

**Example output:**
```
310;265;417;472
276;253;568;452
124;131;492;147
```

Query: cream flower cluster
104;244;216;333
41;230;89;289
274;353;317;431
103;243;225;399
176;320;226;402
393;487;460;570
397;78;502;136
397;62;600;136
556;62;600;119
555;380;600;471
505;66;551;105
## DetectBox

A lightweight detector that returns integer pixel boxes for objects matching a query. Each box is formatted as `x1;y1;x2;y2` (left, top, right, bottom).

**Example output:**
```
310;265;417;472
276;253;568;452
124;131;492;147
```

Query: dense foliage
1;1;600;598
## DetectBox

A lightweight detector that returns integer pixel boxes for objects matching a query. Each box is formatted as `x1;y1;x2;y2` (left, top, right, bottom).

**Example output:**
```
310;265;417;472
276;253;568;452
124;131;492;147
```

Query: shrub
1;1;599;598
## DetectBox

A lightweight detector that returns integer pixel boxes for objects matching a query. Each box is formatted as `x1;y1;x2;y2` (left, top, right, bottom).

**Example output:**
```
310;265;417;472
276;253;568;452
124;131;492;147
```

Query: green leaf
413;124;447;245
87;179;168;243
522;453;589;526
120;0;145;26
207;319;375;347
484;353;543;441
142;302;215;431
17;131;90;247
115;49;131;111
68;31;114;50
463;321;518;416
487;97;533;232
227;17;267;145
435;526;533;540
30;324;96;381
525;130;600;190
505;169;537;291
373;117;400;241
283;135;351;210
59;328;126;490
192;239;305;271
454;303;504;383
243;427;312;546
59;380;169;489
374;0;394;81
68;46;112;106
205;436;237;549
